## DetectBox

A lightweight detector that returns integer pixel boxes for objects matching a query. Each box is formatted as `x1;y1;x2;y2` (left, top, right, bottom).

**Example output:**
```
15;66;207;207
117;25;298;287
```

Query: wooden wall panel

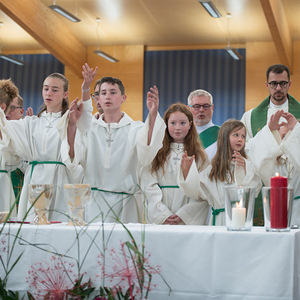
66;45;144;121
245;41;300;112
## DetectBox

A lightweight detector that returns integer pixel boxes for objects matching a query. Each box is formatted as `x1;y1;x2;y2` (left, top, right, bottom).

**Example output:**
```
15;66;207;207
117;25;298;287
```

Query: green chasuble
251;94;300;136
250;94;300;226
11;168;24;208
199;125;220;149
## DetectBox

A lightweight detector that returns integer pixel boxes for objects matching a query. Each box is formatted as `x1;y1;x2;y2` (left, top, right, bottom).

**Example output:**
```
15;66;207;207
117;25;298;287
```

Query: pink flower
0;234;8;257
26;255;77;299
97;242;160;299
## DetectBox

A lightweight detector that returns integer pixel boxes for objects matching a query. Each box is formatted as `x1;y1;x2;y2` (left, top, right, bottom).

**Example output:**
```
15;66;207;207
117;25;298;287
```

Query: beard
272;91;286;102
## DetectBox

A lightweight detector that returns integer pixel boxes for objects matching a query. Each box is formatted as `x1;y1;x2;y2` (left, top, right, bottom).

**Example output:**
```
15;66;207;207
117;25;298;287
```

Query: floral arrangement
0;196;170;300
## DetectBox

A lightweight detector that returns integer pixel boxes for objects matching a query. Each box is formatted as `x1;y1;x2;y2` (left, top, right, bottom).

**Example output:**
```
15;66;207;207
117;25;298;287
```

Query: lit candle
232;200;246;228
270;173;288;229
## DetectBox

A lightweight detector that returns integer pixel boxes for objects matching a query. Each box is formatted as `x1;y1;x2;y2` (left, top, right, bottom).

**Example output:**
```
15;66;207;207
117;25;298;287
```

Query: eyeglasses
9;105;23;112
189;104;212;111
268;81;289;89
91;92;100;100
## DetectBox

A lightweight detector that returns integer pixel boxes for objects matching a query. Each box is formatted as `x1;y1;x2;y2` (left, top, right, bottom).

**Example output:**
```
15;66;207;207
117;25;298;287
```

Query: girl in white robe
0;66;96;222
141;103;209;225
0;79;19;216
247;110;300;226
63;77;166;223
180;119;262;225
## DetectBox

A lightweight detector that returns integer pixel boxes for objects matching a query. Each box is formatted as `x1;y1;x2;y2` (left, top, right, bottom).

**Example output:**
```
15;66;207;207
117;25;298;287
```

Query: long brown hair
209;119;247;183
38;73;69;117
0;79;19;114
151;103;207;174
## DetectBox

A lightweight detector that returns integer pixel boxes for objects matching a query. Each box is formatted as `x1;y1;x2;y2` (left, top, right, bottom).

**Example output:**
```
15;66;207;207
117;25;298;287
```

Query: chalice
28;184;54;225
64;184;91;226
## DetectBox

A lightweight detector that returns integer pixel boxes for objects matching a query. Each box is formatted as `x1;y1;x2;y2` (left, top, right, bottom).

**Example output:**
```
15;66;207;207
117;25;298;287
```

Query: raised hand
147;85;159;117
268;110;285;131
25;107;34;116
181;151;194;180
232;151;245;169
68;98;81;126
81;63;98;101
281;112;297;131
146;85;160;145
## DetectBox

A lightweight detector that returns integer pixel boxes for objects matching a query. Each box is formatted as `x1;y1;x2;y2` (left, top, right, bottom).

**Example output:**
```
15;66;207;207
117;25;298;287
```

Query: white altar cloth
1;223;300;299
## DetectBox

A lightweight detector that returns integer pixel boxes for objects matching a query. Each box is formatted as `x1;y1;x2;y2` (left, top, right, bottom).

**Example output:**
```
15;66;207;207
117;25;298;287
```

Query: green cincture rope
91;187;133;195
211;207;225;226
158;185;179;189
29;161;66;178
0;170;8;174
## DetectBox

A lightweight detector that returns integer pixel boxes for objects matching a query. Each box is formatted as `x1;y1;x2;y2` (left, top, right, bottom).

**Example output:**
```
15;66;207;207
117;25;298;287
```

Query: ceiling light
49;4;81;22
199;0;222;18
93;50;119;63
225;47;242;60
0;54;25;66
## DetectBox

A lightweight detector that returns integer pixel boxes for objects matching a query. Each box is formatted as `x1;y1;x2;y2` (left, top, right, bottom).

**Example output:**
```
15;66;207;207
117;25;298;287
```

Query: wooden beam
0;0;87;75
260;0;292;70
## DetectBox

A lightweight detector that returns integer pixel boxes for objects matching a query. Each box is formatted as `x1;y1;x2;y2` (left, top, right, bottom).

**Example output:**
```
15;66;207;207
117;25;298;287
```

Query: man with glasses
6;95;24;121
187;89;219;161
241;64;300;226
241;64;300;140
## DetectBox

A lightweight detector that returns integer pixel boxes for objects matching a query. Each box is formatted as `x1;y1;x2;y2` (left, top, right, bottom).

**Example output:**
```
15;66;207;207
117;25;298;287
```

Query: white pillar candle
232;207;246;228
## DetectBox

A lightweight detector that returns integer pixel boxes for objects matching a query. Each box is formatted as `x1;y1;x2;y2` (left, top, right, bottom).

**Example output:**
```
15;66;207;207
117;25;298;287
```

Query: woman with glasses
0;79;19;216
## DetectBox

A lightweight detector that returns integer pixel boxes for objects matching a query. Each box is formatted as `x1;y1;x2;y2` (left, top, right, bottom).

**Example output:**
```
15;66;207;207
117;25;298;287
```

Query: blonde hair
151;103;207;174
0;79;19;114
209;119;247;183
38;73;69;117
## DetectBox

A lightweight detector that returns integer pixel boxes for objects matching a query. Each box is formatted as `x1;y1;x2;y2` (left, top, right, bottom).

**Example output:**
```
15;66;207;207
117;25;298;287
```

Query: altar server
0;79;19;215
180;119;262;225
0;65;97;221
64;76;166;223
247;110;300;225
141;103;209;225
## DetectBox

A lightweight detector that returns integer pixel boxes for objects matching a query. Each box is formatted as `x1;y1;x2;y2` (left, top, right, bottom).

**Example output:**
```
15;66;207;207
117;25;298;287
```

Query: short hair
16;95;24;108
0;79;19;113
187;89;213;105
94;76;125;95
266;64;290;81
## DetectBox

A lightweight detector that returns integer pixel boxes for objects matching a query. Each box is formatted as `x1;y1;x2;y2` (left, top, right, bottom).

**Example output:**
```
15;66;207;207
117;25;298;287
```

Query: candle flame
235;198;243;208
275;172;280;177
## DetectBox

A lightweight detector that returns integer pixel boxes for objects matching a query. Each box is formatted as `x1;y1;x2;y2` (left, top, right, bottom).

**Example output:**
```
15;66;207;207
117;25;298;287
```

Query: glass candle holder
64;184;91;226
224;186;256;231
28;184;54;225
262;187;294;232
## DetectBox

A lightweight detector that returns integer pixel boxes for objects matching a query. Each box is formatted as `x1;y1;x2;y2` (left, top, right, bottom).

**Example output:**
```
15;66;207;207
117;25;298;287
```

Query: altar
1;223;300;299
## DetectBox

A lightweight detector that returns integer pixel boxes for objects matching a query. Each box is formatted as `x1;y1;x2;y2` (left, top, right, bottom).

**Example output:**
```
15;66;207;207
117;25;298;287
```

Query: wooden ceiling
0;0;299;74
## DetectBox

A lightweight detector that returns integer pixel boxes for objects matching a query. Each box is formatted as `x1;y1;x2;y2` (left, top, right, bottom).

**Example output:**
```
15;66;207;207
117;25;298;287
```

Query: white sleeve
137;113;166;167
76;99;93;133
140;166;173;224
280;122;300;171
246;125;282;186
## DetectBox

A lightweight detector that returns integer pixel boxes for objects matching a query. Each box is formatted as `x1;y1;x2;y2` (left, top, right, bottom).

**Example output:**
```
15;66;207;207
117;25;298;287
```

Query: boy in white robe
64;76;166;223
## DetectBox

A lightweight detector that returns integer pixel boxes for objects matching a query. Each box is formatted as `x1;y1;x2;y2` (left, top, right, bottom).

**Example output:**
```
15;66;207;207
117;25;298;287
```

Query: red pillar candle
270;173;288;229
